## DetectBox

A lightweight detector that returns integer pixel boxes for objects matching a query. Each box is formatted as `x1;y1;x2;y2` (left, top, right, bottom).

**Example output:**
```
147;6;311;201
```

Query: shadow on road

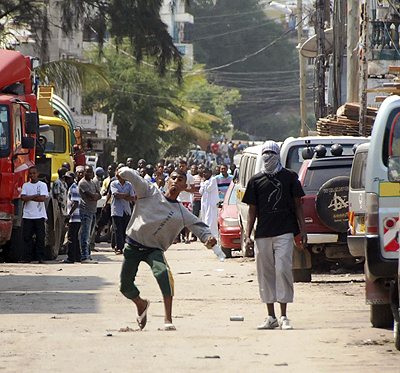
0;275;109;314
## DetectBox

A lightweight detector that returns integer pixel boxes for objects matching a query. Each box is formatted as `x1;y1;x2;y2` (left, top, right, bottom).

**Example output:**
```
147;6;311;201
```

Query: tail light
366;192;379;234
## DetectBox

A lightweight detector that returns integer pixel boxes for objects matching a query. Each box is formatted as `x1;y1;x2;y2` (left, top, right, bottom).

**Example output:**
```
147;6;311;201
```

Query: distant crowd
20;154;236;264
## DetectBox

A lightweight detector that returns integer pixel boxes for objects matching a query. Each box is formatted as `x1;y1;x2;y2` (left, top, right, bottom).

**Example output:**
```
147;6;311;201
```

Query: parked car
218;182;241;258
298;147;358;277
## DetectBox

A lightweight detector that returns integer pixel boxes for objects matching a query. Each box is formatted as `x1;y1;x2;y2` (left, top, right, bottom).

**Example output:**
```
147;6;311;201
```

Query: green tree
188;0;300;138
0;0;184;76
82;48;240;163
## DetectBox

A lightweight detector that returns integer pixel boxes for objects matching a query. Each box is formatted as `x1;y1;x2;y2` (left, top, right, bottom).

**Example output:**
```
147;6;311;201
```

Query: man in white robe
199;168;219;237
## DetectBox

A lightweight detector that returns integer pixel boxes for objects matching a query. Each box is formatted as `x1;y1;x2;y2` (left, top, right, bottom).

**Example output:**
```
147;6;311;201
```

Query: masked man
243;141;307;330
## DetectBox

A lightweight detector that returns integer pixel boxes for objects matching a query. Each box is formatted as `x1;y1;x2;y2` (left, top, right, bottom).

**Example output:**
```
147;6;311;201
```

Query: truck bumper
365;235;397;279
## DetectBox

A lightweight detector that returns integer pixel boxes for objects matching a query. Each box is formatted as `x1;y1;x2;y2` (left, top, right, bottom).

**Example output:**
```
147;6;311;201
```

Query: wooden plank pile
367;66;400;102
316;103;377;136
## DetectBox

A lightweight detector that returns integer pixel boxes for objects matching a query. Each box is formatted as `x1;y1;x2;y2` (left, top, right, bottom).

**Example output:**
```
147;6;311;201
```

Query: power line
193;9;266;20
191;19;281;42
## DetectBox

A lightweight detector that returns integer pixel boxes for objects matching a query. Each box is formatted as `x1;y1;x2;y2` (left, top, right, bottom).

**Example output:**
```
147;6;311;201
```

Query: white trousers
255;233;294;304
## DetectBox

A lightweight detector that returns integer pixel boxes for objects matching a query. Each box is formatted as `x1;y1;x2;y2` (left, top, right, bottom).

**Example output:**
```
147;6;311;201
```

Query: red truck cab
0;50;38;258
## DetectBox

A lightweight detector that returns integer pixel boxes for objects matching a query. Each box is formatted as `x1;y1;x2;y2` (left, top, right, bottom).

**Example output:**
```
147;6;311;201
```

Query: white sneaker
279;316;293;330
257;316;279;330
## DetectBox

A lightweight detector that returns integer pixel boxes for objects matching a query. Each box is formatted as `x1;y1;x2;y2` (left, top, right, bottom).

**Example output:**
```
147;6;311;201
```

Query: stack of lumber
368;66;400;102
316;103;377;136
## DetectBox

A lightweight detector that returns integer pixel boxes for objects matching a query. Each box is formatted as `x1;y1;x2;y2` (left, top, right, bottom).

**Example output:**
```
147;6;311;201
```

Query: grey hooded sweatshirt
119;167;213;251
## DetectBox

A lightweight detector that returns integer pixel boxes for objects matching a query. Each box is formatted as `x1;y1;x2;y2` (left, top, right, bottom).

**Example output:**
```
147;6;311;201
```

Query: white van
236;136;369;280
348;142;370;258
363;96;400;329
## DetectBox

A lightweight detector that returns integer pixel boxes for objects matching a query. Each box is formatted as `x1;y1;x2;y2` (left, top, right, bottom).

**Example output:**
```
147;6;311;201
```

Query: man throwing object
118;167;217;331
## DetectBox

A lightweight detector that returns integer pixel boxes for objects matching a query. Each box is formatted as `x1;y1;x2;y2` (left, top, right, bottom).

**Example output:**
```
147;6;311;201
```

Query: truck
0;50;40;261
0;50;84;262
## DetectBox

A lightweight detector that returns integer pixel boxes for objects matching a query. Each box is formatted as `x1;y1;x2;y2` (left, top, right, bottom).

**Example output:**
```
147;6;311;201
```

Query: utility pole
315;0;326;120
332;0;346;112
297;0;308;136
347;0;360;102
359;0;369;136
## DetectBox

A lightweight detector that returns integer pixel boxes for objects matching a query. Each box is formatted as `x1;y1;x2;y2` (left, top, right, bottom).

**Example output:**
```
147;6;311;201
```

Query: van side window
246;156;256;185
350;152;368;190
383;108;400;165
239;156;249;186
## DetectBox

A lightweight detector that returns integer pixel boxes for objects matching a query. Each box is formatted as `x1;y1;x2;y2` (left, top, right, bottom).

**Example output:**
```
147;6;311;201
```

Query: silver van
364;96;400;329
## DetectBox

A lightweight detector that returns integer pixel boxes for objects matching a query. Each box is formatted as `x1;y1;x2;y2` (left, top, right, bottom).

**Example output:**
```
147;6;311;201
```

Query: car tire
221;247;232;258
370;304;394;328
2;224;24;262
46;217;61;260
292;268;312;282
99;221;113;243
218;230;232;258
394;321;400;351
315;176;350;233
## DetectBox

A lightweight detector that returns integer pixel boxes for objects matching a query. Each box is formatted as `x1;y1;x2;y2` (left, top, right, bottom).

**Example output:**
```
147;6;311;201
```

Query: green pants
120;244;174;300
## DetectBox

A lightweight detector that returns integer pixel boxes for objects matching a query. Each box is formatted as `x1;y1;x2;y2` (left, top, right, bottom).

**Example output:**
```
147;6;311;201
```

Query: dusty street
1;242;399;373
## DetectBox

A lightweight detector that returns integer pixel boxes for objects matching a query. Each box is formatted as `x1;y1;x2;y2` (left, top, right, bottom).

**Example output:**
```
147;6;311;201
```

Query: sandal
137;299;150;330
164;323;176;331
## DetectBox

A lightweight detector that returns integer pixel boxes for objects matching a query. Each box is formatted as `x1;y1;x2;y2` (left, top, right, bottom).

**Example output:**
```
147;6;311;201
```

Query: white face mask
261;153;282;176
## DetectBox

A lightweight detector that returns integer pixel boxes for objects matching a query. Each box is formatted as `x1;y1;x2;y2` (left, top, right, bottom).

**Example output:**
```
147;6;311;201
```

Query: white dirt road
1;242;399;373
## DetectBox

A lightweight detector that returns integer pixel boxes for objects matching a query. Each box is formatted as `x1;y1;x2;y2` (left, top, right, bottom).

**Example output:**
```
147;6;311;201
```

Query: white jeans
255;233;294;304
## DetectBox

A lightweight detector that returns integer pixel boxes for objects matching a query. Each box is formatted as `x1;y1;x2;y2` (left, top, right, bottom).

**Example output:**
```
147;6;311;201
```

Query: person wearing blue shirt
215;164;233;202
110;173;135;254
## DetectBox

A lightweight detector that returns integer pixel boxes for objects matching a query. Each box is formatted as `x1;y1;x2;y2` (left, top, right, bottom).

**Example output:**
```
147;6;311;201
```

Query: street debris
197;355;220;359
118;327;136;332
230;316;244;321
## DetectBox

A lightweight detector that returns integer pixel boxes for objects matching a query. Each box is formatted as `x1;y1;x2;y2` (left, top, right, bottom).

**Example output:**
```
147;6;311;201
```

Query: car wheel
99;221;113;243
370;304;394;328
292;268;312;282
394;321;400;351
46;217;61;260
218;231;232;258
2;224;24;262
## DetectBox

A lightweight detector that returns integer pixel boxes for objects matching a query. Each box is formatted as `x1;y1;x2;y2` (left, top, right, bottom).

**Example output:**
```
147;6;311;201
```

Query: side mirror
21;136;35;149
25;112;38;134
388;156;400;182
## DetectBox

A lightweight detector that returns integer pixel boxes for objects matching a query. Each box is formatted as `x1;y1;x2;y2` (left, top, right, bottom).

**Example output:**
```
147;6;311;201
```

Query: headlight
222;218;239;227
0;211;13;220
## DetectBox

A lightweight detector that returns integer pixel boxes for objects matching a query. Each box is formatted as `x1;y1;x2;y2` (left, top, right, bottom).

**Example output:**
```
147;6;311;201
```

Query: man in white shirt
177;159;195;243
21;166;49;263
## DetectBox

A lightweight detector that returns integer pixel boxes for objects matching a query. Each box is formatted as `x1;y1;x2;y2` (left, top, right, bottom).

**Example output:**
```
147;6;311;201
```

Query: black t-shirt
242;168;305;238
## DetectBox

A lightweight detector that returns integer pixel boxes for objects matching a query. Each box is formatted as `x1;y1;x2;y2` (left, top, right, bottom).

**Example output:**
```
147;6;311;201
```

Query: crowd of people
20;155;235;265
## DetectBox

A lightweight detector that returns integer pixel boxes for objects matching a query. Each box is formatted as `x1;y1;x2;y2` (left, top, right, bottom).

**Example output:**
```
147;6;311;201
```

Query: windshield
40;125;66;153
228;184;238;205
287;144;357;173
303;166;351;195
0;105;11;158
